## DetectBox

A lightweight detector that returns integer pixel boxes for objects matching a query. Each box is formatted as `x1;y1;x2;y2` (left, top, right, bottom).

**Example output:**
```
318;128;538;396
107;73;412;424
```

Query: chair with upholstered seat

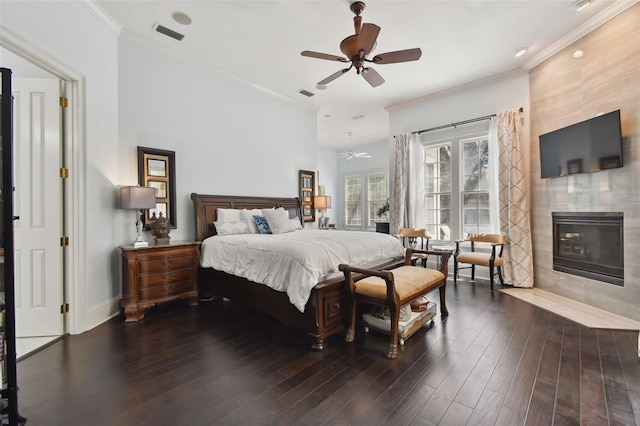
396;228;431;267
339;248;450;359
453;233;507;290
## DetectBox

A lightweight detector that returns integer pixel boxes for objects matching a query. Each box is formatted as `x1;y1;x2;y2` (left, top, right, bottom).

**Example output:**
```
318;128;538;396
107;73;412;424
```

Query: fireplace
552;212;623;286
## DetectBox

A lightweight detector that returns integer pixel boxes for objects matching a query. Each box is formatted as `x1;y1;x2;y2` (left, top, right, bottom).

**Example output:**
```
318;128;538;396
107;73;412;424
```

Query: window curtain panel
390;133;411;236
496;109;534;287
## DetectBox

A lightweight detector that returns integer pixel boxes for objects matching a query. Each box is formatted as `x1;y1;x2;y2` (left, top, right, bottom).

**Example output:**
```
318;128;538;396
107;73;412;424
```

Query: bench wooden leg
439;286;449;318
387;306;400;359
345;300;357;343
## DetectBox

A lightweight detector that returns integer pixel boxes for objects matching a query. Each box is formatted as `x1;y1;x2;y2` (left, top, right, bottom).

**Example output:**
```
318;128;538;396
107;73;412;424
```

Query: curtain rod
409;107;524;136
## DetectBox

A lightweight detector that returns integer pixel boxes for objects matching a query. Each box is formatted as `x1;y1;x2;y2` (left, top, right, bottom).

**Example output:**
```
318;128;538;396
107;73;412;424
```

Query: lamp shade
314;195;331;210
119;186;156;210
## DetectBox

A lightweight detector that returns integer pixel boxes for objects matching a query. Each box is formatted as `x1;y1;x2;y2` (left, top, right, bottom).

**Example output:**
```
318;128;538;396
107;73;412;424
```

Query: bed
191;193;405;350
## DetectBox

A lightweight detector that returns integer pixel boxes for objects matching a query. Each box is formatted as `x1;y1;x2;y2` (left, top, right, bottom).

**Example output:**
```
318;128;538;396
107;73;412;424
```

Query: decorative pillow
253;215;271;234
217;208;242;223
241;209;263;234
262;208;291;234
213;220;250;236
289;217;303;231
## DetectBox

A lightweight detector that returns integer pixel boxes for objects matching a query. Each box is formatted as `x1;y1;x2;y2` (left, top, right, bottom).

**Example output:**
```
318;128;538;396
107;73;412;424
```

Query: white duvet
200;229;404;312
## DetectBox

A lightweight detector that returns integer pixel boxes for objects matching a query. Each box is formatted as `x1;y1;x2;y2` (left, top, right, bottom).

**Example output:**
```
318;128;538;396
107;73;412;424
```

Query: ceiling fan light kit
301;1;421;88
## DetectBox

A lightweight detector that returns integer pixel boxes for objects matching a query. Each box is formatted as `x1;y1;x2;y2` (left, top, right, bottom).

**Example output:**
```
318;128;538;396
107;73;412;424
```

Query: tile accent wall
529;4;640;321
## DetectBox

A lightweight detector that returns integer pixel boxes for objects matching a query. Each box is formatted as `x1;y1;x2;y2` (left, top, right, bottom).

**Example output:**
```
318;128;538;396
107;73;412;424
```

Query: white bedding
200;229;404;312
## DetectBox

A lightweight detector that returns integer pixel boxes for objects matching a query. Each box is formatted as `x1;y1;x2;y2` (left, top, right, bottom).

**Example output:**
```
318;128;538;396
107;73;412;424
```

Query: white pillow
262;208;291;234
217;208;242;222
214;220;250;236
289;217;303;231
241;209;264;234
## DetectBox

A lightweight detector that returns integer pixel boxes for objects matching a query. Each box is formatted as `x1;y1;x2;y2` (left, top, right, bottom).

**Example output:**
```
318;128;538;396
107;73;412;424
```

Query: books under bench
362;301;437;345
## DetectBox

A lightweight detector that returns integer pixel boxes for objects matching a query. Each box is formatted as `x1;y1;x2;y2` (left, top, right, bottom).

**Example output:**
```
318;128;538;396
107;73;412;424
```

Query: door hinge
60;97;68;108
61;303;70;314
60;168;69;178
60;236;69;247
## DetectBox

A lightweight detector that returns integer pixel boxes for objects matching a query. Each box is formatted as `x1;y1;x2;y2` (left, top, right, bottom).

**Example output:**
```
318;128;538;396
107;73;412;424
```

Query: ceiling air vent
298;90;315;97
155;24;185;41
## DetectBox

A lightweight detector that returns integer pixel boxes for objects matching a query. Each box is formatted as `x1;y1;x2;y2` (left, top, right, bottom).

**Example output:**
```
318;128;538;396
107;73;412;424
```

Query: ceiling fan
301;1;422;88
339;132;371;162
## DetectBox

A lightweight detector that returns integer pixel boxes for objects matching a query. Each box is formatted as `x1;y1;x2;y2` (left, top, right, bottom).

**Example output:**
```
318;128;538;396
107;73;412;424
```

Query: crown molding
522;0;639;70
78;0;122;37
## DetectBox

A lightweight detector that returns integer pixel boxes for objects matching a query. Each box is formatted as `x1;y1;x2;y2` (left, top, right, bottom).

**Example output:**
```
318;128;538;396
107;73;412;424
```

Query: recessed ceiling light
172;11;192;25
323;114;331;118
514;47;528;58
573;49;584;58
572;0;592;12
350;114;364;120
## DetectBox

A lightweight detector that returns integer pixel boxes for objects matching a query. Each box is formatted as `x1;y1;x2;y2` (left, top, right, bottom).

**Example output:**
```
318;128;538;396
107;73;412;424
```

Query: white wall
117;38;318;242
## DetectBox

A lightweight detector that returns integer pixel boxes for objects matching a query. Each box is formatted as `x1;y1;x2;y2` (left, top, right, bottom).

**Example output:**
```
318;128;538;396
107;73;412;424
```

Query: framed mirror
138;147;177;229
299;170;315;222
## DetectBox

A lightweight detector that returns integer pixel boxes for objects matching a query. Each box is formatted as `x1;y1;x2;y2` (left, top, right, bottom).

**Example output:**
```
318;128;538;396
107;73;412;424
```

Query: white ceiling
94;0;632;149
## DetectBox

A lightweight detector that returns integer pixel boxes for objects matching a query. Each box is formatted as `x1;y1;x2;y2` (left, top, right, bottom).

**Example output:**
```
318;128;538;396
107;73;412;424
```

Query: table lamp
314;195;332;228
120;186;156;247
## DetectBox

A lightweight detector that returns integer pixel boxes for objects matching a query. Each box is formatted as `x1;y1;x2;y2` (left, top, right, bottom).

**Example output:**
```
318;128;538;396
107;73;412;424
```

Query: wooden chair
453;233;507;290
396;228;431;267
339;248;450;359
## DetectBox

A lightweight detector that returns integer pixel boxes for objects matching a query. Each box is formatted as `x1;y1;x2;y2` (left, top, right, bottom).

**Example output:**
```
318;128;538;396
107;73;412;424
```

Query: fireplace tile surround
529;4;640;322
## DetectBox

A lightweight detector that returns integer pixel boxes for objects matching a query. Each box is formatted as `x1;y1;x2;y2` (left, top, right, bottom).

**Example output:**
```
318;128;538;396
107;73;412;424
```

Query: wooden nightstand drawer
139;254;196;273
140;280;194;300
139;268;195;288
120;241;200;322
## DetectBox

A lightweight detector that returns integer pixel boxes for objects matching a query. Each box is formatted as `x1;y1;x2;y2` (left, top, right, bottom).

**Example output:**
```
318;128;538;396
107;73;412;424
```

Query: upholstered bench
339;248;450;359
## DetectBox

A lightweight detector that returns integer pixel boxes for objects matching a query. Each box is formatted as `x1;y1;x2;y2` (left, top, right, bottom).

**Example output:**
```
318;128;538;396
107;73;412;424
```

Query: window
344;171;388;230
419;126;496;241
367;172;388;227
344;176;362;227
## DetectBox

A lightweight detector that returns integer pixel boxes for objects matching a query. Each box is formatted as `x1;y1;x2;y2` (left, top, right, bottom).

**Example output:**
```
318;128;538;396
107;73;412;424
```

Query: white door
13;78;64;337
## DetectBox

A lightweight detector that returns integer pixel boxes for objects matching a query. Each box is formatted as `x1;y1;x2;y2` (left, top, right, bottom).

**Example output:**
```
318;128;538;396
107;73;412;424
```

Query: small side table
120;241;200;322
429;245;455;271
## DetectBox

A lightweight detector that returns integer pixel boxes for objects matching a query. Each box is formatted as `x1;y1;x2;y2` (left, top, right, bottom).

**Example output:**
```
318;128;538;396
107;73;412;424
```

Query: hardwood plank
438;401;473;425
465;388;507;426
614;331;640;425
553;322;581;425
580;328;609;425
382;382;436;425
596;330;637;425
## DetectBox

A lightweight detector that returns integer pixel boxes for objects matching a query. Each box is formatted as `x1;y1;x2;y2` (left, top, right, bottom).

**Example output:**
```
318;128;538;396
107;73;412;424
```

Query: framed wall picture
138;147;177;229
299;170;315;222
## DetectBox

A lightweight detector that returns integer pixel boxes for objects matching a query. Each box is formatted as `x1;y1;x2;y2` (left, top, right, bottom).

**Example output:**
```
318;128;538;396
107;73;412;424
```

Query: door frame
1;27;87;335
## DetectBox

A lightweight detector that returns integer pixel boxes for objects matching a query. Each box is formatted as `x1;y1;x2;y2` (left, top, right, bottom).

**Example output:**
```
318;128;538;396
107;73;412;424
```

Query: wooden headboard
190;193;303;242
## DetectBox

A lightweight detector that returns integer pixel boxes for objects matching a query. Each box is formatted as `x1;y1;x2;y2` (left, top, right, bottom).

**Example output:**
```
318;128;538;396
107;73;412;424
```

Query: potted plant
375;200;390;234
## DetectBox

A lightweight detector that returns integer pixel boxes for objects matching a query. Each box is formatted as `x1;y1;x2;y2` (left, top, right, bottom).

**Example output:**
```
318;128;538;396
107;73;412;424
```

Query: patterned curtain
497;109;534;287
390;134;410;236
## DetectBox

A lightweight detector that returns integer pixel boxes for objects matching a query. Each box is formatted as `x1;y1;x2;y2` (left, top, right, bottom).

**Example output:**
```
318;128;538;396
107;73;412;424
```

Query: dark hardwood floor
17;277;640;425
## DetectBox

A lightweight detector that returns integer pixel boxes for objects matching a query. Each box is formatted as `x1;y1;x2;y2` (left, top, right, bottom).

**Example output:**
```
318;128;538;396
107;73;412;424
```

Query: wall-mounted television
539;110;623;179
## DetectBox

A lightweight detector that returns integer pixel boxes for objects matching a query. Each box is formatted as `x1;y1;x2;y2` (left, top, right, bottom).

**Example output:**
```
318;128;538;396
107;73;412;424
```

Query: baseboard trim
87;296;122;332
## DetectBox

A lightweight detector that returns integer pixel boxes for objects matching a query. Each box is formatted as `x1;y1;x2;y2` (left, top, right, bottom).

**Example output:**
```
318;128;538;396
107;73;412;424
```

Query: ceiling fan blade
354;153;371;158
362;67;385;87
371;48;422;64
318;68;350;85
356;23;380;55
301;51;348;63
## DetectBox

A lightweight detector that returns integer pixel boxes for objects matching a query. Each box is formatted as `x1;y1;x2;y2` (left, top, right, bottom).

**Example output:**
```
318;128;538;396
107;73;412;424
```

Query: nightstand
120;241;200;322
